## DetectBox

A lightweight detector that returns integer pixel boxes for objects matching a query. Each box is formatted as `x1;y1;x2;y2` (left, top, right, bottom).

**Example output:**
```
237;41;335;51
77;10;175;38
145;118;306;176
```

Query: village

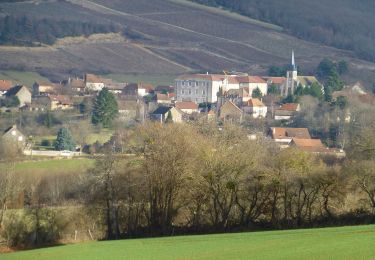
0;52;373;159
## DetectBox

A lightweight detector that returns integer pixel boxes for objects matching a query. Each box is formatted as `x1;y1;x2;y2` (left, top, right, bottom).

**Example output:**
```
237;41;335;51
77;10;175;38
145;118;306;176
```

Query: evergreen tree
252;87;262;99
55;128;75;151
92;88;118;127
268;84;278;95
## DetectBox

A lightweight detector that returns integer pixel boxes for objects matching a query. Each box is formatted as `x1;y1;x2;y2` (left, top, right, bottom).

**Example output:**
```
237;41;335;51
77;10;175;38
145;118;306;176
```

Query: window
189;82;192;86
189;90;191;95
195;89;198;94
202;90;206;95
182;90;185;94
182;81;185;86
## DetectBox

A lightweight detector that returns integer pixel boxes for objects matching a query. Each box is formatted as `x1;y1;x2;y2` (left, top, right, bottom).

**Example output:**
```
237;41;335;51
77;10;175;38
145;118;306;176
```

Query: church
281;51;322;97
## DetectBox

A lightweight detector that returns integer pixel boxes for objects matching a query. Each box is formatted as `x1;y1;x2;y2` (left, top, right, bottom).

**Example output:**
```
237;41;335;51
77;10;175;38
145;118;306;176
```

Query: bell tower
284;50;298;97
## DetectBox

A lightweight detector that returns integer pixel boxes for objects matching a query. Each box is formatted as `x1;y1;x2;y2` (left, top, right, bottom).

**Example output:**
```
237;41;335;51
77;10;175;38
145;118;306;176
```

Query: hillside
192;0;375;62
0;0;374;85
4;225;375;259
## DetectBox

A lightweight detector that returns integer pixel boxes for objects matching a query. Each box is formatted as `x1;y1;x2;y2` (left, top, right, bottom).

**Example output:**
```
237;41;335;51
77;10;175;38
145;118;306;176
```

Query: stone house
1;125;26;151
220;100;243;123
150;106;182;123
5;85;32;107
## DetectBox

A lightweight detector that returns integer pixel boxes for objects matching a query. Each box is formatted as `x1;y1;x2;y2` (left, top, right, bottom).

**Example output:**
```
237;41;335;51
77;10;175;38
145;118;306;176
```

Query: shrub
41;139;51;147
1;208;64;248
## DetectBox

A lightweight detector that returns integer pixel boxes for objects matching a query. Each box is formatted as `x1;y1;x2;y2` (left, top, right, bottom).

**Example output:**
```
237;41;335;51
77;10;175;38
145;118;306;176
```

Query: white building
175;74;267;104
85;74;105;92
243;98;267;118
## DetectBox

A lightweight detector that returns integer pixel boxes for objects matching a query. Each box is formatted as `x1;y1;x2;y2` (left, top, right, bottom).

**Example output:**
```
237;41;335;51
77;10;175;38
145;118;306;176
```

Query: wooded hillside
192;0;375;62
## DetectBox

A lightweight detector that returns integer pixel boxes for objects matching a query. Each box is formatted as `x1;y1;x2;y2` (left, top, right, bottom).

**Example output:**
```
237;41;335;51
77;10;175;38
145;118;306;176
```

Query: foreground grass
3;225;375;259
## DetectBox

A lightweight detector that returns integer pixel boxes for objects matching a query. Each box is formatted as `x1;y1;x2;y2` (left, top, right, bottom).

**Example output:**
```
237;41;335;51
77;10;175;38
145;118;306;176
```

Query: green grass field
2;225;375;259
0;70;50;87
14;158;94;174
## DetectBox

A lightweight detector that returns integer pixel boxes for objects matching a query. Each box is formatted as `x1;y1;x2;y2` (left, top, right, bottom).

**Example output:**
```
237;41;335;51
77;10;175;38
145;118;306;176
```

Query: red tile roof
247;98;266;107
263;77;286;85
280;103;300;111
235;76;266;84
177;74;266;84
49;95;73;105
271;127;311;139
0;80;13;92
175;101;198;110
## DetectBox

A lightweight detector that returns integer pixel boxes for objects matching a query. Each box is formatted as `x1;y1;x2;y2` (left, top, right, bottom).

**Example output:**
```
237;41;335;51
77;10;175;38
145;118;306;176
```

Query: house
175;101;199;114
5;85;32;107
123;83;153;97
106;82;127;94
235;76;268;97
117;99;145;122
290;138;346;157
274;103;300;120
1;125;26;150
155;85;174;94
155;93;172;104
220;100;243;122
48;95;74;110
270;127;311;147
0;80;13;95
150;106;182;123
290;138;326;153
66;78;85;93
32;82;56;96
243;98;267;118
85;74;106;92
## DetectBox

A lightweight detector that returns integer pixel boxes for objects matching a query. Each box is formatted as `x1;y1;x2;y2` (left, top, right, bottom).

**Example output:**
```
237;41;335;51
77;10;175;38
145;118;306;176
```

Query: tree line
0;120;374;247
0;15;120;46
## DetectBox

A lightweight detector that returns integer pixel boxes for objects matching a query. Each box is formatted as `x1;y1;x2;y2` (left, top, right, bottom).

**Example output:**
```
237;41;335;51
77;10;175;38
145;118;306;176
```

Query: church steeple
291;50;297;71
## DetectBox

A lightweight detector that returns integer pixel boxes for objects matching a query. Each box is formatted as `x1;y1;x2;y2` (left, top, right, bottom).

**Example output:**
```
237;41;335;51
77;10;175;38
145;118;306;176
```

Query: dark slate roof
5;85;24;97
151;106;171;115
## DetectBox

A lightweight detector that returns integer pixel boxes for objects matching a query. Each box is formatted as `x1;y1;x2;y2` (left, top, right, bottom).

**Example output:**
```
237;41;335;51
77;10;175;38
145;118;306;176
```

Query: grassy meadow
14;158;94;175
2;225;375;259
0;70;50;87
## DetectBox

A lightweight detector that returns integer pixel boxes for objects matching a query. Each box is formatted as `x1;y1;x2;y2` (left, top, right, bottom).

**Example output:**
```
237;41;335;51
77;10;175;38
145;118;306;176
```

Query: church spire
291;50;296;71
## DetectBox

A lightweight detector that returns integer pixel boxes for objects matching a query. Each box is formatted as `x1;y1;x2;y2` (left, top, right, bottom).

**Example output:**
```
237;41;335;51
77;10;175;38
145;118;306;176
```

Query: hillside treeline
192;0;375;61
0;119;374;247
0;15;120;46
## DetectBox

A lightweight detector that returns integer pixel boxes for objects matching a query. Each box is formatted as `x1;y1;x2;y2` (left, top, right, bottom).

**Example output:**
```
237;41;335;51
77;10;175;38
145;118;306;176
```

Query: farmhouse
220;100;243;122
1;125;26;150
150;106;182;123
5;85;32;107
